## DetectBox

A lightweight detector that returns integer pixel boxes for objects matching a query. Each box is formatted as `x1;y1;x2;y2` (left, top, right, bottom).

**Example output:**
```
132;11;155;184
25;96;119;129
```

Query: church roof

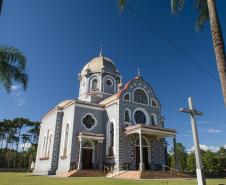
80;56;117;77
57;100;73;108
99;94;118;105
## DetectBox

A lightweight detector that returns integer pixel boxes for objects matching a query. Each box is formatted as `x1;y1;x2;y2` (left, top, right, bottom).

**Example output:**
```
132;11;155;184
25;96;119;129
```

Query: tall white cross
179;97;206;185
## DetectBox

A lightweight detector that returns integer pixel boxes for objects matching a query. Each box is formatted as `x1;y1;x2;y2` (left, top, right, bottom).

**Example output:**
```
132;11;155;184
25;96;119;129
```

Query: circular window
82;114;96;129
106;79;113;87
134;110;146;124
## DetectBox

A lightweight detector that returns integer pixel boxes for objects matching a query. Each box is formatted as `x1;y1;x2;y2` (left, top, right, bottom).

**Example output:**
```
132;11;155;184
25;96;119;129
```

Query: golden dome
81;56;117;77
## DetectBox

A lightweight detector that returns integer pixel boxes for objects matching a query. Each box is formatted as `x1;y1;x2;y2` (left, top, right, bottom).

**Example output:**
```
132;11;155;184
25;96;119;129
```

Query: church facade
33;54;176;175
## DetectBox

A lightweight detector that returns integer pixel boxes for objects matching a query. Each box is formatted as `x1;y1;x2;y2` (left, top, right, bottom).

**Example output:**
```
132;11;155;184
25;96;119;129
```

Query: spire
99;44;103;57
118;74;123;90
135;67;143;80
137;67;140;76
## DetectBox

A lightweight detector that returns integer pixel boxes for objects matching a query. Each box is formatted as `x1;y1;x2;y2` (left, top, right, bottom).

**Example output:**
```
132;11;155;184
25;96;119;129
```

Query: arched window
151;114;157;125
106;122;114;156
63;124;69;156
134;110;146;124
109;123;114;156
47;134;52;157
124;110;130;122
42;136;46;158
44;130;49;157
123;93;130;101
151;99;158;108
134;89;148;104
91;79;98;90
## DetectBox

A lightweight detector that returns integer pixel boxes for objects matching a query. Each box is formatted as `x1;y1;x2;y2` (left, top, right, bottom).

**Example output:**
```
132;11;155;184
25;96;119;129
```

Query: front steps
69;170;105;177
56;170;192;179
114;170;193;179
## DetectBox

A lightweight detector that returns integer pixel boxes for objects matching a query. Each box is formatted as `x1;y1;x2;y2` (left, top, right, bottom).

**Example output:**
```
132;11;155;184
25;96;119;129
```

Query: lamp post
179;97;206;185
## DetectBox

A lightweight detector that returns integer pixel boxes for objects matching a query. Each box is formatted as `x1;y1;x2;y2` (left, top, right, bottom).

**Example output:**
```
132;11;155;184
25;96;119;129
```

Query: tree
119;0;226;105
171;143;188;171
12;118;30;168
202;150;220;175
0;46;28;93
187;152;196;172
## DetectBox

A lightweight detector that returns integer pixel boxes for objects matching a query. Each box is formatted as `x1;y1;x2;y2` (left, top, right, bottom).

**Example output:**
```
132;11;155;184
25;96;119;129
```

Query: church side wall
105;101;120;172
33;111;58;175
56;104;75;173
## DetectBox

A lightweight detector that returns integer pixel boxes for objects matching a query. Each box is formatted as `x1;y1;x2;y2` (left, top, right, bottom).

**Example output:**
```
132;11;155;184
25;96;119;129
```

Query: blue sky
0;0;225;151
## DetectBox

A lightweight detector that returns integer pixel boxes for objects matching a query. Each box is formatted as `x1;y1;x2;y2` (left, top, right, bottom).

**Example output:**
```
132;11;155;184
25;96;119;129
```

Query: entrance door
136;147;149;170
82;148;93;169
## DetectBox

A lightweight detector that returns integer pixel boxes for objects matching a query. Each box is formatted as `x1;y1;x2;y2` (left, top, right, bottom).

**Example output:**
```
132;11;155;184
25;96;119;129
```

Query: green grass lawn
0;172;225;185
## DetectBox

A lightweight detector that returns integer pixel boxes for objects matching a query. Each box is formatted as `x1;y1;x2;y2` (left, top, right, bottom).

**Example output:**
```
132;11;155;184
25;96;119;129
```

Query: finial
120;74;123;84
137;67;140;76
99;44;103;57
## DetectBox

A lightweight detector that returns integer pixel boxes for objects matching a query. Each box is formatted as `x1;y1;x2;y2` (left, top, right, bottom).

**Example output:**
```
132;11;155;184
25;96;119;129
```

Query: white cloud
19;142;31;151
10;85;25;106
189;144;220;153
224;144;226;149
207;128;222;134
11;85;20;91
198;120;209;124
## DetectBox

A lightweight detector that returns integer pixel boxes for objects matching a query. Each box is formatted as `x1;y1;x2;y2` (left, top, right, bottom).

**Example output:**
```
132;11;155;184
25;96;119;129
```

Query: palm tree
119;0;226;105
0;0;3;15
0;46;28;93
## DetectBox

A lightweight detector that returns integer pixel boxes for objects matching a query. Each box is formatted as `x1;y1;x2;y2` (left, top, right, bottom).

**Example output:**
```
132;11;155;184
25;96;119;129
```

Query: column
77;137;82;170
139;130;144;171
173;136;178;169
99;140;103;170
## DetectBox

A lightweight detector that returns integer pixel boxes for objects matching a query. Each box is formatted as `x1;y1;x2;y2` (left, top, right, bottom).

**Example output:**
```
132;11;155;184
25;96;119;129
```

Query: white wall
57;103;75;172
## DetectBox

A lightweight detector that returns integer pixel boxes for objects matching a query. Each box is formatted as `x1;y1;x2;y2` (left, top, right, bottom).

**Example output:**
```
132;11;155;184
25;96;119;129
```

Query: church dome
80;56;117;77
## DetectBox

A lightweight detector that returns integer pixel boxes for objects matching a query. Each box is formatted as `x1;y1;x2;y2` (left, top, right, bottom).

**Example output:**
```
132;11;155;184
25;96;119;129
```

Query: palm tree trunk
13;128;21;168
207;0;226;106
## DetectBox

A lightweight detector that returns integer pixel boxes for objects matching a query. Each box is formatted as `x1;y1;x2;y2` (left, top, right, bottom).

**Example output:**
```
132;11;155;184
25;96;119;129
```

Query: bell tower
78;55;120;103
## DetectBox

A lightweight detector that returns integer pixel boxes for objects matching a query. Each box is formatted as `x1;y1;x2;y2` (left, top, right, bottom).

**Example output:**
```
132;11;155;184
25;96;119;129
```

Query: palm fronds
118;0;126;10
171;0;185;14
195;0;209;30
0;46;28;93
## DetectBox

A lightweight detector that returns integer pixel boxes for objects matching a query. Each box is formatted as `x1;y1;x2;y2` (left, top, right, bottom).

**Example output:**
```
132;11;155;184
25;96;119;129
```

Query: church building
33;53;176;176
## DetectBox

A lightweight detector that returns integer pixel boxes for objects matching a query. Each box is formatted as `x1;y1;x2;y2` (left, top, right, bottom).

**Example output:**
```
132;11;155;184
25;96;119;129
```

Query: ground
0;173;225;185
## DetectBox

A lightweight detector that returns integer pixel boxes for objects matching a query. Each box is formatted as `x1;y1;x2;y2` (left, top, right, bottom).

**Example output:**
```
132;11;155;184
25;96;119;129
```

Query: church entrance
136;147;149;170
81;141;93;169
82;148;93;169
135;136;149;170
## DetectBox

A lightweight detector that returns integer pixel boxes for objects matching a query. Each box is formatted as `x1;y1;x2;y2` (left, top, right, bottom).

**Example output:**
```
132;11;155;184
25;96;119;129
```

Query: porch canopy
124;124;176;171
124;124;176;138
78;132;105;143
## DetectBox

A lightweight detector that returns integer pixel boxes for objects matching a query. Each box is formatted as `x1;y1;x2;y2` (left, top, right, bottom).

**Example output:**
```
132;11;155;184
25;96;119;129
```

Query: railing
162;165;182;178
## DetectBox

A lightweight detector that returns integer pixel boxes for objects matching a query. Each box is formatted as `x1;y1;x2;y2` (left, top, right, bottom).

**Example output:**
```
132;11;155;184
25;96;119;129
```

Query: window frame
81;113;97;130
133;87;149;105
150;113;157;126
123;92;131;102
